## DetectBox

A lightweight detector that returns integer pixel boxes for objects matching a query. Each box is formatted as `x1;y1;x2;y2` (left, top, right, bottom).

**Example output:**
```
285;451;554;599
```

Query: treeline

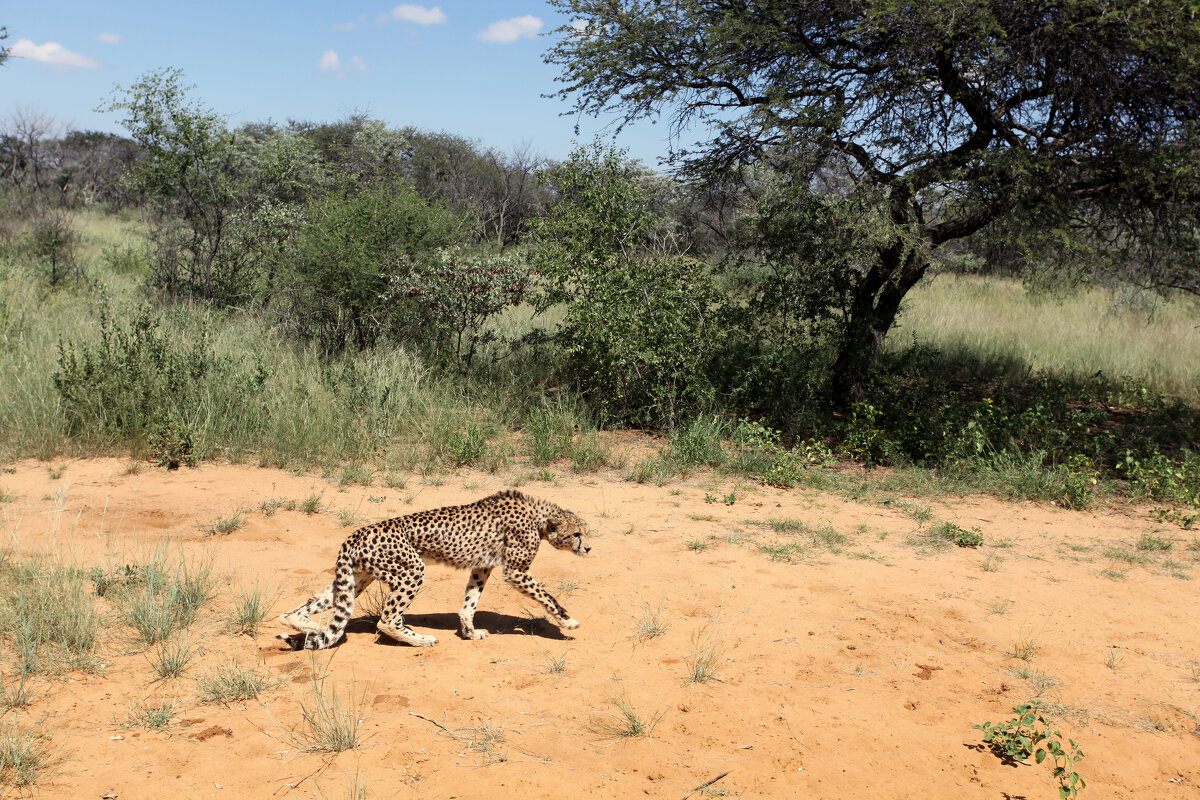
2;67;1199;515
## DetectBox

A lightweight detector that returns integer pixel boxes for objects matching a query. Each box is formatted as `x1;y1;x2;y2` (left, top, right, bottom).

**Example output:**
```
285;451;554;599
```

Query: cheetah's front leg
503;568;578;630
458;567;494;640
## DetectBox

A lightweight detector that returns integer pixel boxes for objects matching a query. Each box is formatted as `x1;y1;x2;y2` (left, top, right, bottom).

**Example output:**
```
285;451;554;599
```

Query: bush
53;305;268;462
287;183;465;350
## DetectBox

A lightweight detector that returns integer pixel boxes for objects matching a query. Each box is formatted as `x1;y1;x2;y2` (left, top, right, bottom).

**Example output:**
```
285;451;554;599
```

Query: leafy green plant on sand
975;701;1085;799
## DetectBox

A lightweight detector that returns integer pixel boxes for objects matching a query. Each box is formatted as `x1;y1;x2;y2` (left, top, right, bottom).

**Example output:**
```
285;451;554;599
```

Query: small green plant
198;660;279;704
337;509;359;527
118;552;215;644
535;468;556;482
126;695;177;729
758;542;806;563
909;521;983;549
982;555;1002;572
722;492;737;506
300;493;323;514
1099;567;1127;580
974;701;1086;799
703;493;717;504
203;511;244;536
686;539;714;552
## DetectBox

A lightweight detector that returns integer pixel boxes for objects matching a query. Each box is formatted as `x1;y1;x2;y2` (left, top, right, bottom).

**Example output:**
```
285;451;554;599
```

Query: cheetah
278;490;591;650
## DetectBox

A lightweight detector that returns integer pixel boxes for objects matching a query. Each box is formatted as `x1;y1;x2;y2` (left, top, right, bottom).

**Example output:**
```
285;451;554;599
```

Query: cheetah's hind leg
277;571;375;636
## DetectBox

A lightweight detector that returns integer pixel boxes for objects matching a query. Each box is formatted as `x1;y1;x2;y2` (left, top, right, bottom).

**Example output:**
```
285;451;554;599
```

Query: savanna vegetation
2;2;1199;525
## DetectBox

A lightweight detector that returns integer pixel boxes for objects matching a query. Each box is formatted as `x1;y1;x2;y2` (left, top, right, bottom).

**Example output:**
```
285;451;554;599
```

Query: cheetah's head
543;510;591;556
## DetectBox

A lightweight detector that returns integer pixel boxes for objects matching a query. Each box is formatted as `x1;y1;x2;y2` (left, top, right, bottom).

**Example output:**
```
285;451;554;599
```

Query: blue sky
1;2;676;165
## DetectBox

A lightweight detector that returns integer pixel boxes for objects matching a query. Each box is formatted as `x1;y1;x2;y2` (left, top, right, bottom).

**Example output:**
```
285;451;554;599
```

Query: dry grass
897;273;1200;403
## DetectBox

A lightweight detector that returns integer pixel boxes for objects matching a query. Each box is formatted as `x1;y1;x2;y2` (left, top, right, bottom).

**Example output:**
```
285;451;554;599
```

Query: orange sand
1;457;1197;799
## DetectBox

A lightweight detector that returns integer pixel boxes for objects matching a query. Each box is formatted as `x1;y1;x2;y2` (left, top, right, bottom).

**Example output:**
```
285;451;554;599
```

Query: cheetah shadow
280;612;572;649
386;611;573;643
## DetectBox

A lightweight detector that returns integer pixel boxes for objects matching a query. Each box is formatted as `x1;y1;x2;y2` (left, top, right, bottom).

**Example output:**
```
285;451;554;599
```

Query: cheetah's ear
545;519;559;534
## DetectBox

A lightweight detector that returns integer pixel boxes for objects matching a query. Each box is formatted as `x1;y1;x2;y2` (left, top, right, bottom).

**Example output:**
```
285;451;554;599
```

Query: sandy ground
1;455;1198;800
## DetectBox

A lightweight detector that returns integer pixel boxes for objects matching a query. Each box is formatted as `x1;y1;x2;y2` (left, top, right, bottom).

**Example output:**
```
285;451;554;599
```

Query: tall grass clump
0;557;98;674
112;547;215;644
297;668;366;753
0;721;52;787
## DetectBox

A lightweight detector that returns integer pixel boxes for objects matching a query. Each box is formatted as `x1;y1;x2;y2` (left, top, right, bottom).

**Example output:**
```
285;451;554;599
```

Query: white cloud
96;32;123;45
390;5;446;25
478;15;542;43
10;38;101;68
332;21;355;31
317;49;341;71
570;18;589;33
350;55;367;73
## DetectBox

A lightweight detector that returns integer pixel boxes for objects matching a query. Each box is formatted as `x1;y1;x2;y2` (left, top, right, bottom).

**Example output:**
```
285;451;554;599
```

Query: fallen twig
681;770;731;800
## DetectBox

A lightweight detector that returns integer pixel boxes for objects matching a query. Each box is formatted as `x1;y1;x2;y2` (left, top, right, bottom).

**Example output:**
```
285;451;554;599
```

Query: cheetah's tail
302;545;357;650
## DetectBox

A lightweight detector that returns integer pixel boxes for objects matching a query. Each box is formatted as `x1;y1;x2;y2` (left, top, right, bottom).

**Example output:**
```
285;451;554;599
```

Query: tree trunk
828;242;928;409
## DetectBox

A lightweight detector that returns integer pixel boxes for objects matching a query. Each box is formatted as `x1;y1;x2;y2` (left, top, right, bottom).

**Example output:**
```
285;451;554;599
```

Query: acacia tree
545;0;1200;406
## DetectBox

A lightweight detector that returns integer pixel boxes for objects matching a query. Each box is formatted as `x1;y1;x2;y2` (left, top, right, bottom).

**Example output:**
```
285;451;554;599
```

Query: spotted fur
278;490;591;650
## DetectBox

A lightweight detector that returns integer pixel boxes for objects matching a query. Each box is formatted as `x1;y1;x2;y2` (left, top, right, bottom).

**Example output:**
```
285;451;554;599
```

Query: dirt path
1;458;1197;799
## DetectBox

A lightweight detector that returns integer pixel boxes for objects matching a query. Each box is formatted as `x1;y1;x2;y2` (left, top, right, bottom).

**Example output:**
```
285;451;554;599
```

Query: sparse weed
897;503;935;525
1099;567;1127;580
982;555;1002;572
0;556;98;674
1007;635;1040;661
1135;533;1172;552
339;463;374;487
569;432;613;473
535;468;556;482
588;688;663;739
686;539;715;552
1105;647;1123;671
544;652;568;675
118;552;215;644
687;638;723;684
758;542;806;563
988;600;1013;616
633;604;669;642
337;509;359;527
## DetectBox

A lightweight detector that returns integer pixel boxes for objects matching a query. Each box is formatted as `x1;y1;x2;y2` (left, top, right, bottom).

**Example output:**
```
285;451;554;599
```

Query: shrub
53;305;268;462
286;183;464;350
